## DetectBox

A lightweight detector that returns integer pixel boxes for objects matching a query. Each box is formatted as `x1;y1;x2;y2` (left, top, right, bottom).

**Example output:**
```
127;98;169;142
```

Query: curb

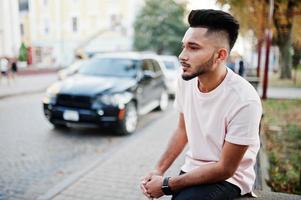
259;133;272;192
16;68;59;76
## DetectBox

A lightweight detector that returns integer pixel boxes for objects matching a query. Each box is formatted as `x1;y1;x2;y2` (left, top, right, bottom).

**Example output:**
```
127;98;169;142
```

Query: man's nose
178;49;188;61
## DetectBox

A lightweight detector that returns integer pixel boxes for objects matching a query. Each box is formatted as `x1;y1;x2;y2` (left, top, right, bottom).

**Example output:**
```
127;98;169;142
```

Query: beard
181;52;215;81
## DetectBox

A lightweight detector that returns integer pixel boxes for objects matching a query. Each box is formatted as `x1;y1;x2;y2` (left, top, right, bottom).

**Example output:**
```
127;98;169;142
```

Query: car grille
56;94;92;109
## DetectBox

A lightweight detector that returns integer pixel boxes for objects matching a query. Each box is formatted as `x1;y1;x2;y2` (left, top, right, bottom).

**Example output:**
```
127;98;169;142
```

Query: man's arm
144;141;248;198
169;141;248;190
154;113;188;174
141;113;187;198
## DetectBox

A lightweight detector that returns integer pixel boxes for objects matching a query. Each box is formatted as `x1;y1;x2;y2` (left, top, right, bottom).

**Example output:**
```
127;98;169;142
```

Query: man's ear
215;48;228;64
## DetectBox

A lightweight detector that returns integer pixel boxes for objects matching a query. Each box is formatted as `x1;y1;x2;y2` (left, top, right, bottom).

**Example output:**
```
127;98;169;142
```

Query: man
140;9;262;200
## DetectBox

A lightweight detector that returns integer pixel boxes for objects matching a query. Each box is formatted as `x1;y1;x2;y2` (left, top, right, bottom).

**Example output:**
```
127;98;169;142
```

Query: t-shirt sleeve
225;100;262;146
173;76;183;113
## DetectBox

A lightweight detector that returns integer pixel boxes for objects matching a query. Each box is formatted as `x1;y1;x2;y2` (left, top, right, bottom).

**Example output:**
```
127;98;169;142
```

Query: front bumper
43;103;123;128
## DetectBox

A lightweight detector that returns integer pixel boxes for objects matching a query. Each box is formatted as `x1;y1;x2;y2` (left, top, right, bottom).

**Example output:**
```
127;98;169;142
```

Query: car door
137;59;156;113
150;59;165;101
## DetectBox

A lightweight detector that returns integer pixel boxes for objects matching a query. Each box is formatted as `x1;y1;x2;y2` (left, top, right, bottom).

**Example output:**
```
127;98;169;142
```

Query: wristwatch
161;177;173;195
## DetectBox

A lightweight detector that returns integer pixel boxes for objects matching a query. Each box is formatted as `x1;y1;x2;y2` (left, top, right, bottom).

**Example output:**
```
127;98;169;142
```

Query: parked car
43;52;169;135
159;55;181;96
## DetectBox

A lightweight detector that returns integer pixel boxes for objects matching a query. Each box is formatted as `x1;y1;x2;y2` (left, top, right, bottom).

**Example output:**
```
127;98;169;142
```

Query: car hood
57;74;136;96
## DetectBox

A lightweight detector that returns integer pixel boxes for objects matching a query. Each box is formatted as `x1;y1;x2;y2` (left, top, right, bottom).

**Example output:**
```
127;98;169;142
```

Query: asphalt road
0;92;171;200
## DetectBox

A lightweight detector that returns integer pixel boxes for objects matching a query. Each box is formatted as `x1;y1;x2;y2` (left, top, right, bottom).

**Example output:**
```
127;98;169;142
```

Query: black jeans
171;171;241;200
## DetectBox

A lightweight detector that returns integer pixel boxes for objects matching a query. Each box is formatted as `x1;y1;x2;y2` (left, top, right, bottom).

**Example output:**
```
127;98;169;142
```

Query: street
0;92;171;200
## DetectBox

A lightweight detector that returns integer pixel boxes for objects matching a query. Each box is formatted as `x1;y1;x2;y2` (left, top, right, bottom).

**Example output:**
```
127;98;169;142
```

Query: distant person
11;58;18;80
140;9;262;200
238;58;245;77
0;57;10;84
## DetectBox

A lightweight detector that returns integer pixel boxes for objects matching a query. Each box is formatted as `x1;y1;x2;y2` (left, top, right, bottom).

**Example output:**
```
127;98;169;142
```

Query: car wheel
157;89;169;111
118;102;138;135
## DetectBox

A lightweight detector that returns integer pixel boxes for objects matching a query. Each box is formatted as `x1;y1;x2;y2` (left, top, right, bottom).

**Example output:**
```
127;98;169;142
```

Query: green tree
133;0;187;55
18;42;28;62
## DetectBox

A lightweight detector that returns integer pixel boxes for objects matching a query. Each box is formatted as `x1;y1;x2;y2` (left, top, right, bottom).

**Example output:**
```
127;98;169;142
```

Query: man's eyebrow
188;42;200;46
182;42;201;47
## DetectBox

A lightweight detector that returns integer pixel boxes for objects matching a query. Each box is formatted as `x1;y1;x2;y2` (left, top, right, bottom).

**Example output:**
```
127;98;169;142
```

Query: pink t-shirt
174;69;262;195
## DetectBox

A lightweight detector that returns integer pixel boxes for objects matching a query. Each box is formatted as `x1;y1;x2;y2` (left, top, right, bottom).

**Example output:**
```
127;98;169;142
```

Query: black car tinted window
78;58;138;77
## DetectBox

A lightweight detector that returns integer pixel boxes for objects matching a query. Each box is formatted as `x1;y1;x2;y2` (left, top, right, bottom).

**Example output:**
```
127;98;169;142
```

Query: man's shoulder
226;72;261;103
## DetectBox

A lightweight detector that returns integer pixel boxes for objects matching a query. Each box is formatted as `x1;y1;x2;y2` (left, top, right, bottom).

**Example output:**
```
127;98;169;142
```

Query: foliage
133;0;187;55
18;42;28;62
272;0;301;79
262;99;301;194
217;0;301;79
217;0;267;39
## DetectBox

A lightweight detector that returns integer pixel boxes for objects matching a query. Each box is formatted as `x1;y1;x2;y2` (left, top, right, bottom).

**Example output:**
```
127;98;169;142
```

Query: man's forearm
169;162;229;191
169;142;248;191
155;127;187;175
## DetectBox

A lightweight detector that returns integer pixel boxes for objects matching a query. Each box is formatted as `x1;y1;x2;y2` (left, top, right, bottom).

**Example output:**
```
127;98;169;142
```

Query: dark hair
188;9;239;50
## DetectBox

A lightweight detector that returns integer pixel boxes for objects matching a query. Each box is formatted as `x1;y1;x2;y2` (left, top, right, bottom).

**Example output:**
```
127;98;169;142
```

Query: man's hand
140;170;162;198
145;175;164;199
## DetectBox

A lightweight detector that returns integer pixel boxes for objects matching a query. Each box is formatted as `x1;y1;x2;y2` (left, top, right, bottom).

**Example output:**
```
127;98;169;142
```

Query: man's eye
190;46;199;50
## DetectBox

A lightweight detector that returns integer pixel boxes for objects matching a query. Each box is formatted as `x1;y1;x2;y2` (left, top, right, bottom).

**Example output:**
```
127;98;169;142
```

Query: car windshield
78;58;138;77
163;61;177;70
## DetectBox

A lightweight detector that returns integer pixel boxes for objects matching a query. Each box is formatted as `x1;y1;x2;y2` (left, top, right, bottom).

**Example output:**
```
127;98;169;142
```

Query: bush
18;42;28;62
263;100;301;195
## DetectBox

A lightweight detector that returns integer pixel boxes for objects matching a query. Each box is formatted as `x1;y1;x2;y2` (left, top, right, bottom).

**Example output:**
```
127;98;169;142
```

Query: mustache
180;61;190;68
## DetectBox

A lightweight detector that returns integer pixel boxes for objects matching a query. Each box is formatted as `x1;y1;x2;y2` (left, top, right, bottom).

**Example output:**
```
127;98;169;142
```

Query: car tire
157;89;169;111
118;101;138;135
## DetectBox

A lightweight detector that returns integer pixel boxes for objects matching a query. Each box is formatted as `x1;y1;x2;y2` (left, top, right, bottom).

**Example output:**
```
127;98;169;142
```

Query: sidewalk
36;109;301;200
257;86;301;99
0;73;57;99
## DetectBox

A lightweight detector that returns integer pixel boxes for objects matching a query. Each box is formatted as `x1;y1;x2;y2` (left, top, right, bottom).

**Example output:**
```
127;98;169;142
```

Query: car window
78;58;138;77
152;60;162;73
142;59;154;72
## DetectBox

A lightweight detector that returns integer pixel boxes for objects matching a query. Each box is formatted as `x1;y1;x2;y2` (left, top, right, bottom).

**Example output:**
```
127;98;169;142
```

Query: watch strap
161;177;173;195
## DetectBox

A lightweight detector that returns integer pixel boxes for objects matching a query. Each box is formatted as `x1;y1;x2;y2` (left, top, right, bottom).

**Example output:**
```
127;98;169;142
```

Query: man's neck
197;66;227;93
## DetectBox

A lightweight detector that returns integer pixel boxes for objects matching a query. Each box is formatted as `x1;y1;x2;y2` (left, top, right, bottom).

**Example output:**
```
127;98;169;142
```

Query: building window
19;0;29;11
72;17;78;33
44;19;49;34
20;23;24;36
43;0;48;6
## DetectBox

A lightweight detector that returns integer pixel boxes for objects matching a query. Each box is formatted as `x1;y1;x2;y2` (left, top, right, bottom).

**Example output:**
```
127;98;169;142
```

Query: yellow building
22;0;143;67
0;0;21;58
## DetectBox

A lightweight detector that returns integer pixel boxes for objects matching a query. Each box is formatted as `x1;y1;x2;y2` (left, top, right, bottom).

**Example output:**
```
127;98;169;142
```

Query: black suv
43;52;169;135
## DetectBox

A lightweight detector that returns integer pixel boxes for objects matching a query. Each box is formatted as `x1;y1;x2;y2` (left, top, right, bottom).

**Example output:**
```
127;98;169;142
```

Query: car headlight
43;84;60;104
97;92;132;106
